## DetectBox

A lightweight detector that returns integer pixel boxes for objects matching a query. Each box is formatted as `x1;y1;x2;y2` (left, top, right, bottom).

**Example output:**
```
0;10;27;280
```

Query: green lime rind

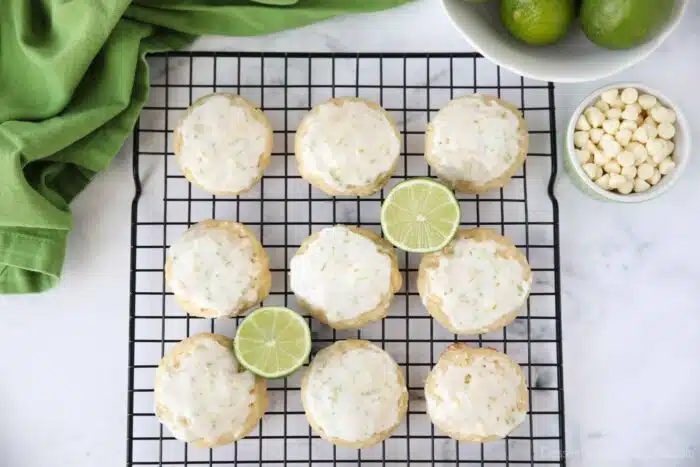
233;307;311;379
580;0;674;50
501;0;576;46
380;178;461;254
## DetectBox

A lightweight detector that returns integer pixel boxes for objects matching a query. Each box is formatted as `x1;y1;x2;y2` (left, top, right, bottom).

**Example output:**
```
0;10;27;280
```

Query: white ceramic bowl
440;0;688;83
565;83;690;202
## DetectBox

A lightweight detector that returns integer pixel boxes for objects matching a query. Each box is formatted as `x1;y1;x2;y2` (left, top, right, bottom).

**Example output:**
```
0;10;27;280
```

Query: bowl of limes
441;0;689;83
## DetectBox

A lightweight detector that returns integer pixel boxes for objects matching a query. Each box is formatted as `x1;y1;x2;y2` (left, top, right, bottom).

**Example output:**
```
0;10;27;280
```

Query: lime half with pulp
380;178;460;253
234;307;311;379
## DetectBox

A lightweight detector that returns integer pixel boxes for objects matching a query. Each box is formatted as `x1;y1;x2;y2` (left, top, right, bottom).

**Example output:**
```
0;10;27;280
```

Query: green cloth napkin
0;0;409;294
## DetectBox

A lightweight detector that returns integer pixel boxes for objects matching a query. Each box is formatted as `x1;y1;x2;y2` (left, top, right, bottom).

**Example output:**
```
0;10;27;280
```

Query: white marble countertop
1;1;698;466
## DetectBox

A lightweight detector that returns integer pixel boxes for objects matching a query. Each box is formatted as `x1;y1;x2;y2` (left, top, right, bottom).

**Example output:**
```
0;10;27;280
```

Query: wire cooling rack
128;52;565;466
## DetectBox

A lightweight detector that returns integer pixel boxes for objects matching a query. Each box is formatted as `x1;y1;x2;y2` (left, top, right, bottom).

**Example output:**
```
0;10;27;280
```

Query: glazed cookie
154;333;267;447
301;340;408;448
165;220;271;318
425;344;528;442
418;228;531;335
289;225;402;329
174;93;272;195
295;97;400;196
425;94;528;194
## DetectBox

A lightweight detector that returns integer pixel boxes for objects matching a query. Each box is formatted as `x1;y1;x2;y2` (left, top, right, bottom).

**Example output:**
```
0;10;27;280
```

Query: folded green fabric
0;0;409;294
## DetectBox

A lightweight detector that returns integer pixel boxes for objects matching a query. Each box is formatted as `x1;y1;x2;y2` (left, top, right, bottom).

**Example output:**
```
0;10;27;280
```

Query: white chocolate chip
651;105;677;124
665;140;675;156
649;169;662;186
652;152;667;165
586;140;598;154
637;163;654;180
603;161;621;174
584;107;605;128
627;142;648;165
600;133;616;146
626;103;642;115
573;131;590;148
576;114;592;131
638;94;658;110
627;141;643;152
589;128;604;144
608;173;626;189
601;139;621;158
601;88;619;105
616;151;635;167
620;88;639;105
634;152;647;166
632;127;649;144
621;165;637;180
595;100;610;113
648;138;673;164
658;157;676;175
651;105;673;123
602;119;620;134
615;129;632;146
617;180;634;195
610;97;625;109
606;108;622;120
643;123;658;140
657;122;675;140
621;105;640;121
646;138;666;160
633;178;651;193
620;120;638;132
576;149;591;165
595;173;611;190
665;108;677;123
583;163;601;180
594;150;612;165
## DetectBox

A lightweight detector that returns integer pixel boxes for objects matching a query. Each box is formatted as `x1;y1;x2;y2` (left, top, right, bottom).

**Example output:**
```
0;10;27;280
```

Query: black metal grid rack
128;52;565;466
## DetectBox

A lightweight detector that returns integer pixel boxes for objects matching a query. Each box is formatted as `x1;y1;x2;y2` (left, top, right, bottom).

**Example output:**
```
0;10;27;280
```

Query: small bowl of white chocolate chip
565;83;690;202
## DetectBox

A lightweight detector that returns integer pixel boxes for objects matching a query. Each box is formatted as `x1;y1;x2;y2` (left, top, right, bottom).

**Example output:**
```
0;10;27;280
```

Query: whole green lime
580;0;675;50
501;0;576;46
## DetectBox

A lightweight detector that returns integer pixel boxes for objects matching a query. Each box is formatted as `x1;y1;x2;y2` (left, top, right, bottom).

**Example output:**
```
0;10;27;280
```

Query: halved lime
233;307;311;379
380;178;460;253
